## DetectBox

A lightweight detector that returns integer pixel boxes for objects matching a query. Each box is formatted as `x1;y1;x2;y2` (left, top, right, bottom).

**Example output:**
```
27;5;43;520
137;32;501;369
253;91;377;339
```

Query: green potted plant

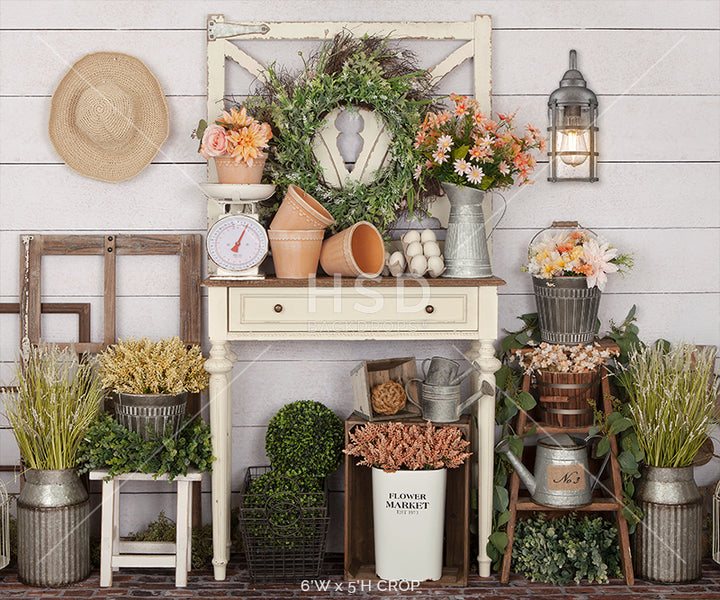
2;345;103;586
344;421;471;581
264;400;344;478
97;337;209;440
619;343;719;583
238;400;342;582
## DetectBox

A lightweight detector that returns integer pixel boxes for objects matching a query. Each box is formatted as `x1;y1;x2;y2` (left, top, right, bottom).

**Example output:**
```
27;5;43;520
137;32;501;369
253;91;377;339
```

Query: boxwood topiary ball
265;400;344;478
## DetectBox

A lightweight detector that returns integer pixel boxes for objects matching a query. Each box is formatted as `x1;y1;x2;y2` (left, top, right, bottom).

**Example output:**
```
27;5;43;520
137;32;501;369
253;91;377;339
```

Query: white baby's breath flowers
515;342;618;375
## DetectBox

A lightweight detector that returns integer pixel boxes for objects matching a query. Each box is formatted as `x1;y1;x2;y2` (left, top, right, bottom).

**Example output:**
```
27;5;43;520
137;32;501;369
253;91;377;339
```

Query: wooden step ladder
500;364;634;584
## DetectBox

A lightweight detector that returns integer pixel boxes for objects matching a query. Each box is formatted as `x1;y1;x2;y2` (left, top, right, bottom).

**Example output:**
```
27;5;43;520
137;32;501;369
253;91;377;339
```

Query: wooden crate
344;414;470;587
350;357;421;421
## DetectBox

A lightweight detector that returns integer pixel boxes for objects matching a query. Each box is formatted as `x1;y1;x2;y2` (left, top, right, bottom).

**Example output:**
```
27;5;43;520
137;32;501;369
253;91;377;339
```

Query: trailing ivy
512;514;622;584
78;412;214;480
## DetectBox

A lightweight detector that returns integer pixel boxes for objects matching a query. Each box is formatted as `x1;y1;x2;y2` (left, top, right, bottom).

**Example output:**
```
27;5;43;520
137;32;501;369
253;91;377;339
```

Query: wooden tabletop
202;275;506;287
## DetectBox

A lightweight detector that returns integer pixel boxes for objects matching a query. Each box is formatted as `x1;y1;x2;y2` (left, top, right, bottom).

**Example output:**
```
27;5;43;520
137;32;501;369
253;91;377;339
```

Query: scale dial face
206;215;268;271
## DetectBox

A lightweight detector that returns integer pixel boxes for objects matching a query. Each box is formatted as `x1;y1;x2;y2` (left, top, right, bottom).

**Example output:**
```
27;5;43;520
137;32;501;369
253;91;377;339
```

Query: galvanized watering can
494;433;609;508
405;380;484;423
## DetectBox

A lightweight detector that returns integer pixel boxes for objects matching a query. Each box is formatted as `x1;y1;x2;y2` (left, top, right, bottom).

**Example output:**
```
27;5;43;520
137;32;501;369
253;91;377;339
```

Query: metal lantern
0;479;9;570
714;479;720;565
548;50;598;182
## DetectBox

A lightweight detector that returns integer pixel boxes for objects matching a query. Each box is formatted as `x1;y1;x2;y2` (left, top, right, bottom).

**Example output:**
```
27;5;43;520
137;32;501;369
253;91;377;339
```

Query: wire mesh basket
0;479;9;570
713;479;719;565
239;466;329;583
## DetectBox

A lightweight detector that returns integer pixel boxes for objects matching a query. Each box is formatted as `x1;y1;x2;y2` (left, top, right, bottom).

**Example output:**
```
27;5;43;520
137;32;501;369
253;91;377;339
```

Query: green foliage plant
128;511;213;570
259;34;434;233
78;412;214;480
97;337;209;395
241;469;326;549
618;342;719;468
3;345;103;469
512;513;622;584
265;400;344;478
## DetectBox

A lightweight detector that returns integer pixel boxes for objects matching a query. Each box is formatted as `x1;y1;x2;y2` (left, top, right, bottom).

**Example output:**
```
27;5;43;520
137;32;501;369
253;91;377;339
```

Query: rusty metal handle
551;221;580;228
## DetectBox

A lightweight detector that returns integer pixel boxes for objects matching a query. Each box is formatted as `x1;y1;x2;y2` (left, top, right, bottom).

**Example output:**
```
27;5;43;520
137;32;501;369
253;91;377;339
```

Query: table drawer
227;287;479;334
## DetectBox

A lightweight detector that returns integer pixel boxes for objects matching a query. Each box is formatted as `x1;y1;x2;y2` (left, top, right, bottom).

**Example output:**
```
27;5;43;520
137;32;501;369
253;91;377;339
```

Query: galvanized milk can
495;433;608;508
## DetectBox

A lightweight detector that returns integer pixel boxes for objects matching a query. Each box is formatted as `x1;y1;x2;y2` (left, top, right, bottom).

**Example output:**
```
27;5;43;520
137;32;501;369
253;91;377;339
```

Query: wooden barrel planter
536;369;600;428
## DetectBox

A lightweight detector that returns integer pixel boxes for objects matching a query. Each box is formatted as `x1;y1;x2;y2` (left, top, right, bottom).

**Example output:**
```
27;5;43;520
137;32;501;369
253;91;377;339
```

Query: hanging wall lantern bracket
547;50;599;182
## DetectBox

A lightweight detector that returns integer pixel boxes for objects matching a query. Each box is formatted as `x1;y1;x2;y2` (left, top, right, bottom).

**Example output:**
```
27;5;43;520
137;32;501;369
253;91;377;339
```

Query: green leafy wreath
255;35;434;234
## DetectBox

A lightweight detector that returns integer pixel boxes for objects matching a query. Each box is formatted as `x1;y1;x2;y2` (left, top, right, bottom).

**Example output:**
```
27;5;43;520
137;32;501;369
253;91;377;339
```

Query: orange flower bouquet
194;107;272;166
414;94;545;191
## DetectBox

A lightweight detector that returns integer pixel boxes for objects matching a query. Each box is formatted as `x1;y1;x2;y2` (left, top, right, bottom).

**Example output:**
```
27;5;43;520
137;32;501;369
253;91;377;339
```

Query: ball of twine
371;380;406;415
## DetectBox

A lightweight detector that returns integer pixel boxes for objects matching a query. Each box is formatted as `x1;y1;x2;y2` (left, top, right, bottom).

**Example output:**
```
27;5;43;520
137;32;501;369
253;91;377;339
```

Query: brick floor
1;555;719;599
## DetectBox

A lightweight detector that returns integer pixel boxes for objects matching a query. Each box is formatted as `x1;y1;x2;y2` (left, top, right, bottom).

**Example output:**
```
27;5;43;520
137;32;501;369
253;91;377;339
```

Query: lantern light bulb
559;130;589;167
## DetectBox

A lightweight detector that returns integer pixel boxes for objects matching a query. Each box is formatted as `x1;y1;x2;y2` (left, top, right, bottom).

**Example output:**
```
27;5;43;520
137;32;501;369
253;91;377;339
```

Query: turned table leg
205;339;234;581
467;338;501;577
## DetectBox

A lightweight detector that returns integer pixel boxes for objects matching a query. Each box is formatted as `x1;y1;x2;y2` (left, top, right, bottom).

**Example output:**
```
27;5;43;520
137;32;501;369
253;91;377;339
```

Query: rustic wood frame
19;234;202;351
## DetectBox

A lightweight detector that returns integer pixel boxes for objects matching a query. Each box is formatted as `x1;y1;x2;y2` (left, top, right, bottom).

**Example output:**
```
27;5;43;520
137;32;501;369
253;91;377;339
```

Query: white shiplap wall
1;0;718;552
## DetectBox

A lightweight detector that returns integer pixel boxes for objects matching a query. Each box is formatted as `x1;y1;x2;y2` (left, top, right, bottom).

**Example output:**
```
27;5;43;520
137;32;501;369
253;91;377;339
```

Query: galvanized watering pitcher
495;433;609;508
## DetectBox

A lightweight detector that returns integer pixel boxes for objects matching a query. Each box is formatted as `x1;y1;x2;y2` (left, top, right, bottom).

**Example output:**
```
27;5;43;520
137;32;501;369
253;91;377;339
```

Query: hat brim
48;52;169;183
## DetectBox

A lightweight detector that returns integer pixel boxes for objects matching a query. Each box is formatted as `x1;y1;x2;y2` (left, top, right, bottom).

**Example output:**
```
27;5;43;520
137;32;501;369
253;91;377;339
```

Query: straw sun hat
48;52;169;183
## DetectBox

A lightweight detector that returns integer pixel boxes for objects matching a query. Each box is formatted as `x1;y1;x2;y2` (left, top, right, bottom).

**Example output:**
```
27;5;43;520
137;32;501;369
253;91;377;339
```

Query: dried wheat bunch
98;337;209;395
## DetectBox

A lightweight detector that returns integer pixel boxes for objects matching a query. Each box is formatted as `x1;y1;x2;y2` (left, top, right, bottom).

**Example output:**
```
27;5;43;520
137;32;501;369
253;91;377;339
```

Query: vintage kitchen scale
202;183;276;279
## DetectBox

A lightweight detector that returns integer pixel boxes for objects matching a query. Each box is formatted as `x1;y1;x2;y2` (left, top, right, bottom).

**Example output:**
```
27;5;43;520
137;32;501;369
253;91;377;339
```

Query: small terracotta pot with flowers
193;107;273;184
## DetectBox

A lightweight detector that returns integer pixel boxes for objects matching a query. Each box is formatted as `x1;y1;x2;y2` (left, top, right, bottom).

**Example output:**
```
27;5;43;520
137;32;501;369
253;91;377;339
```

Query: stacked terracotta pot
269;185;334;278
270;185;386;279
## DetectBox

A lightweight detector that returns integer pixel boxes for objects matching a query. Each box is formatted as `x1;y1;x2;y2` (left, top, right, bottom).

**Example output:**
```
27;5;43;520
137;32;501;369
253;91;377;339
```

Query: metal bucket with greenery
620;343;719;583
3;346;102;586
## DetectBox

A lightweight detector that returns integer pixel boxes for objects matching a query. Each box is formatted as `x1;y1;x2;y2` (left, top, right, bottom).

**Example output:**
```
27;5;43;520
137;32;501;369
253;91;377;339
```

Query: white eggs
423;241;441;257
409;254;428;275
405;241;424;257
420;229;437;243
402;230;421;244
427;256;445;278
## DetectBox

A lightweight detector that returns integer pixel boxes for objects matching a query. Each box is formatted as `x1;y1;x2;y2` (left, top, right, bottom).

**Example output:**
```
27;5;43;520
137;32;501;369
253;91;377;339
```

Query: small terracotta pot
320;221;385;277
268;229;325;278
270;184;335;230
214;153;267;184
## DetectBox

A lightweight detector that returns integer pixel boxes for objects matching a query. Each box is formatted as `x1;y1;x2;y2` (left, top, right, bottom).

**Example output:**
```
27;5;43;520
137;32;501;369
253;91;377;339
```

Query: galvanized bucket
115;391;187;440
634;465;703;583
17;469;90;586
533;276;601;345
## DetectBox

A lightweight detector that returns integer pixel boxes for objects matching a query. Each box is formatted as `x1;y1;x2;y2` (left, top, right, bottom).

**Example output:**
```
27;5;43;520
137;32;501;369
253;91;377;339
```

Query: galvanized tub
17;469;90;586
634;465;703;583
532;276;601;345
115;391;187;440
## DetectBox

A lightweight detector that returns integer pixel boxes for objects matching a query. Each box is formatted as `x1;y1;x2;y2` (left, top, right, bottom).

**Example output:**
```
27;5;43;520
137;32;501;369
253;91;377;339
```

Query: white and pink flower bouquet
413;94;545;191
525;228;633;291
193;107;273;166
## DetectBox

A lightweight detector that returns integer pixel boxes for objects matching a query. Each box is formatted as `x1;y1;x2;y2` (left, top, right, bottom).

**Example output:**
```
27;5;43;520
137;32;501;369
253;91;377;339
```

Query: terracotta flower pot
319;221;385;277
214;153;267;184
270;185;335;230
268;229;325;278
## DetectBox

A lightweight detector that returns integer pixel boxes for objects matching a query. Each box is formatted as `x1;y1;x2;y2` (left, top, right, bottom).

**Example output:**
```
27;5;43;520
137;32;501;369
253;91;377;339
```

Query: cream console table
203;276;504;581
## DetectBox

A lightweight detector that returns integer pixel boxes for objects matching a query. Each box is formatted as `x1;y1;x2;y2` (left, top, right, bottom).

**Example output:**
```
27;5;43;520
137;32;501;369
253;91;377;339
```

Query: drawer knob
425;305;435;314
274;304;283;313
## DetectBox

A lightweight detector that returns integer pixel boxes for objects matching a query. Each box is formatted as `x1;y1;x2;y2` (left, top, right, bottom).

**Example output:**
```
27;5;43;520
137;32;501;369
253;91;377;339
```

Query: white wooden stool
89;470;203;588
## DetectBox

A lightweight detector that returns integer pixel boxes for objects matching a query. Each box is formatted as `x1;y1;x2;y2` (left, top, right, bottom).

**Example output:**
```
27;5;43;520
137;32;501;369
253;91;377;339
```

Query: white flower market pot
371;467;447;581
